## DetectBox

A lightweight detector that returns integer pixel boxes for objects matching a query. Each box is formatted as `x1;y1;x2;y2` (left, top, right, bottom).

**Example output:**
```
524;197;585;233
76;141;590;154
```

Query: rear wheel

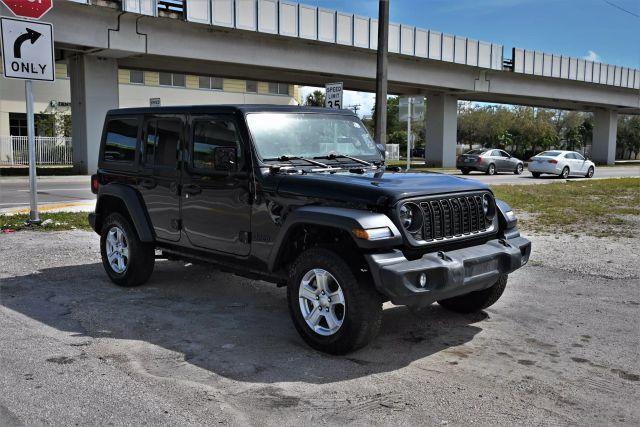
585;166;595;178
461;168;471;175
514;163;524;175
438;275;508;314
287;247;382;355
560;166;570;179
532;172;541;178
100;213;154;287
486;163;496;175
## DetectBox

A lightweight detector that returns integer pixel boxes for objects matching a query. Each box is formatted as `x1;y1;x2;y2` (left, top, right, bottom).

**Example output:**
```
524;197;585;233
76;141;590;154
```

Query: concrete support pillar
424;93;458;168
68;55;119;174
591;110;618;165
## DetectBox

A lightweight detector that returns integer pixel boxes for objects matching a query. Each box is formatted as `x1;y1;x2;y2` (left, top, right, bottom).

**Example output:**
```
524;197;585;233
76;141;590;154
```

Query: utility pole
374;0;389;148
347;104;361;115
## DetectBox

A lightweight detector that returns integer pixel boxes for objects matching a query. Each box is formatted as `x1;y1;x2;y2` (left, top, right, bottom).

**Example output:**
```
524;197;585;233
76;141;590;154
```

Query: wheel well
96;195;136;236
273;224;367;275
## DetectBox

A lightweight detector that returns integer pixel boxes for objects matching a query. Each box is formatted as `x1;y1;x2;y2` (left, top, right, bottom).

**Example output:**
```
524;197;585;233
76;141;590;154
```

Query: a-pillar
591;109;618;165
68;55;119;174
424;93;458;167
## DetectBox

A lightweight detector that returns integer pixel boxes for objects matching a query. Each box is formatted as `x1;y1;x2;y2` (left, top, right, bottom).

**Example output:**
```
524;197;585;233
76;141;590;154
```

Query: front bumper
365;235;531;308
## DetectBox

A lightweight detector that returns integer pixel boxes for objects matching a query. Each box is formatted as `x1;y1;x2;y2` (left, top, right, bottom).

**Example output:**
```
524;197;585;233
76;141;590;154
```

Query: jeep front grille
401;192;496;245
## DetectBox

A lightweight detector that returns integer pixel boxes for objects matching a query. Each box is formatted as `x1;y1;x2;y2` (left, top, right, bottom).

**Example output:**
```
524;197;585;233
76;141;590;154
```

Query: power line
601;0;640;18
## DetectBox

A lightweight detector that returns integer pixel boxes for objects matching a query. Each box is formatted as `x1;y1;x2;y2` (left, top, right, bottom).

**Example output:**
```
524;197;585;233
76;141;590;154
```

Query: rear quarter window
103;118;139;163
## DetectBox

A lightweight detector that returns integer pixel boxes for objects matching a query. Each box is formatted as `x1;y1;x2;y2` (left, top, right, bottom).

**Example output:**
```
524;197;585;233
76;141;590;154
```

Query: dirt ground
0;230;638;425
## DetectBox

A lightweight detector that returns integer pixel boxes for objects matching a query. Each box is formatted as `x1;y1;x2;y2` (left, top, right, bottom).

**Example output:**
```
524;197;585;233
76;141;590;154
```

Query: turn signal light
352;227;393;240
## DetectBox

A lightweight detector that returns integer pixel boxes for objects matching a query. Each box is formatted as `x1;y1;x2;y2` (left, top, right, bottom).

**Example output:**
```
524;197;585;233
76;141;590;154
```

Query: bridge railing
0;136;73;166
64;0;504;71
512;48;640;90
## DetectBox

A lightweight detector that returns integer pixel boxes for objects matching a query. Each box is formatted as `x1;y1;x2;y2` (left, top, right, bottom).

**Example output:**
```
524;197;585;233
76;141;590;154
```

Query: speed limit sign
325;82;343;109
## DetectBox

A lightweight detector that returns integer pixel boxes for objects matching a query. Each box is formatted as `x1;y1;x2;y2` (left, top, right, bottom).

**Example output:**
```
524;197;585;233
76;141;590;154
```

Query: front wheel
585;166;595;178
287;247;382;355
514;163;524;175
438;274;508;314
532;172;541;178
100;213;155;287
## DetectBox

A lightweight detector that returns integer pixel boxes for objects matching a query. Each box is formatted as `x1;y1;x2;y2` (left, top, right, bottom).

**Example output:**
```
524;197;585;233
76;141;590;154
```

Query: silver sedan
457;149;524;175
528;150;596;178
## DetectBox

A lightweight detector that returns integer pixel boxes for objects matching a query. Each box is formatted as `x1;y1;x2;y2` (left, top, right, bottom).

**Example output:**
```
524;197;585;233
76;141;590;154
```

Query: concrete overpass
2;0;638;172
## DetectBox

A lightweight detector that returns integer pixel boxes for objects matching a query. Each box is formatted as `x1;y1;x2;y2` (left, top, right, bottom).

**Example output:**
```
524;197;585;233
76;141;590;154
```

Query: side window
565;153;575;159
192;118;241;171
155;119;182;168
500;150;510;158
574;153;584;160
489;150;500;157
144;120;158;166
104;118;138;163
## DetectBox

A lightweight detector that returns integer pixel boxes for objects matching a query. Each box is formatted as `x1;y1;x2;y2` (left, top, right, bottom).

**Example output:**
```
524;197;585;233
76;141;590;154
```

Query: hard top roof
106;104;357;116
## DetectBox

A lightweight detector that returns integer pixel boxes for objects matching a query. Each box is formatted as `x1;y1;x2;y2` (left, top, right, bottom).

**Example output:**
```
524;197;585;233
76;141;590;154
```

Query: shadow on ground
0;260;486;384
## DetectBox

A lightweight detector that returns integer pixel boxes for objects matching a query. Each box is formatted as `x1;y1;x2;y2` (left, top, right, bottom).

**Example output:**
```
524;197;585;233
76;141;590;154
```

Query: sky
300;0;640;116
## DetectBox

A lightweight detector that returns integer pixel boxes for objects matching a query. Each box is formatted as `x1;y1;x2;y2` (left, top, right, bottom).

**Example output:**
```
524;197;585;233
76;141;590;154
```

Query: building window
9;113;28;136
268;82;289;95
198;76;224;90
246;80;257;93
159;72;186;87
130;70;144;84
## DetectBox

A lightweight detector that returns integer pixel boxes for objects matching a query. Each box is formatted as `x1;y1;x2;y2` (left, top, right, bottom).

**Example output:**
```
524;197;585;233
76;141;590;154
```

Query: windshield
246;113;381;161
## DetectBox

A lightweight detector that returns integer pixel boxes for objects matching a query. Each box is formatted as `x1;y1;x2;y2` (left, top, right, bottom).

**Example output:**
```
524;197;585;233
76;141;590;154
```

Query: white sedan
528;150;595;179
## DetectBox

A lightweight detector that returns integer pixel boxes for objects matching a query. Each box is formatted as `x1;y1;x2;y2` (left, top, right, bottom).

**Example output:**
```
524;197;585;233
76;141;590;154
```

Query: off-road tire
287;247;383;355
532;172;541;178
560;166;570;179
437;274;508;314
100;212;155;287
461;168;471;175
585;166;595;178
486;163;496;175
514;163;524;175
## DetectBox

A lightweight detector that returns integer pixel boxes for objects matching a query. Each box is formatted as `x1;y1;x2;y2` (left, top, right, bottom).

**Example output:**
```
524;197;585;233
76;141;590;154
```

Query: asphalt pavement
1;166;638;213
0;230;638;425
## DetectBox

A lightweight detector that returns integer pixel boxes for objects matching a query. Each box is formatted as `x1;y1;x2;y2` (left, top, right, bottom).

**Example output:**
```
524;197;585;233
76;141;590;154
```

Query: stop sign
0;0;53;20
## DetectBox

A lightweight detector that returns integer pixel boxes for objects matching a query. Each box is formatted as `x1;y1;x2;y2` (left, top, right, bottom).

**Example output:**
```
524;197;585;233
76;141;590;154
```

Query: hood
275;171;489;206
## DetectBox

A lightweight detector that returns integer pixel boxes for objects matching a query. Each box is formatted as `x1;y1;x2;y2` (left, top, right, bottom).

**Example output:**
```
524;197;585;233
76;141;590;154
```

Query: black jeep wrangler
89;105;531;354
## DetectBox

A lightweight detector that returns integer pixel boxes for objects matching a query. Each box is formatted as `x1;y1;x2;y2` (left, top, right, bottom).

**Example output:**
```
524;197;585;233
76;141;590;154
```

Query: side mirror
214;147;237;172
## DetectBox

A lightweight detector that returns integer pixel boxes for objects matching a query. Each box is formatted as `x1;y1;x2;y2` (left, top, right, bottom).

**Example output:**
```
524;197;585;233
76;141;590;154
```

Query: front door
181;115;252;255
138;115;184;242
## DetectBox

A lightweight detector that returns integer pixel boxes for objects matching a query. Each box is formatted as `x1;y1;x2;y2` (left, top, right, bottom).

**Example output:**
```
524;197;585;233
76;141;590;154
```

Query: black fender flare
95;184;155;242
268;205;402;272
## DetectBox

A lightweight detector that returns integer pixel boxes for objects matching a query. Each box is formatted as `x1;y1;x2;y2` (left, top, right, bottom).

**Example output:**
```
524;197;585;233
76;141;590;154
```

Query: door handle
141;178;156;189
183;184;202;196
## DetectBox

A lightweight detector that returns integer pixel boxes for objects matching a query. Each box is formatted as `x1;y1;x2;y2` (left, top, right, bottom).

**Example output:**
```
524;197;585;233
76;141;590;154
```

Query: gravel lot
0;230;638;425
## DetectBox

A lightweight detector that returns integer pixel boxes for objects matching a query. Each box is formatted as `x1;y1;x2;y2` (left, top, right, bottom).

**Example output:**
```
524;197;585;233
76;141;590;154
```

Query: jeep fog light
418;273;427;288
352;227;393;240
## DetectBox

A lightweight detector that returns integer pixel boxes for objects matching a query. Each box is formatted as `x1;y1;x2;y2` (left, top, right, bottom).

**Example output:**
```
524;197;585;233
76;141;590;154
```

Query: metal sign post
1;16;55;224
406;98;412;171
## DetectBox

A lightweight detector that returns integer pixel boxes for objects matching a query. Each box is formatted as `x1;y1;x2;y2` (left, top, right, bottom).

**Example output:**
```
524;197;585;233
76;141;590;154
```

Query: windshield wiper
263;155;335;169
313;153;376;167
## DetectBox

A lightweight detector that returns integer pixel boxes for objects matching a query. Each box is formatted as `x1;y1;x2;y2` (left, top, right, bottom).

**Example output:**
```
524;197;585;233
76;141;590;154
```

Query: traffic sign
1;17;55;81
0;0;53;20
325;82;343;109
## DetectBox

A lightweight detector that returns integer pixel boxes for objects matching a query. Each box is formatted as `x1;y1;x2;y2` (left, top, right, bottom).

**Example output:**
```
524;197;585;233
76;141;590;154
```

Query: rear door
138;115;185;242
180;115;252;255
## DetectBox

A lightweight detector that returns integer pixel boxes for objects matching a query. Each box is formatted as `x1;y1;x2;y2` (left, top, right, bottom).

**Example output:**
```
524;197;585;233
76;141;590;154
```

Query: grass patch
492;178;640;237
0;211;92;232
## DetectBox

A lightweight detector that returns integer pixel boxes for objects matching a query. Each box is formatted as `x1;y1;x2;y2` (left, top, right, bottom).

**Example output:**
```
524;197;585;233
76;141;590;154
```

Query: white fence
0;136;73;166
386;144;400;161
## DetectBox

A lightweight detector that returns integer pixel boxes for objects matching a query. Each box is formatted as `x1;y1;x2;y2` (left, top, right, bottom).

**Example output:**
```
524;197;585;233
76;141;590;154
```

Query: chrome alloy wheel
106;226;129;274
298;268;346;336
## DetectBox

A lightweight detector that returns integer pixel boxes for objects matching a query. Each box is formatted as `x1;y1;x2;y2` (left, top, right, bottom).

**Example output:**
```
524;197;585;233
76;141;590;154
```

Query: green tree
304;90;325;107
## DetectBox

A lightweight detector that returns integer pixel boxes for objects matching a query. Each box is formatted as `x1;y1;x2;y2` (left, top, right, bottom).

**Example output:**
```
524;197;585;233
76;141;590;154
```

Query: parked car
527;150;595;178
89;105;530;355
457;148;524;175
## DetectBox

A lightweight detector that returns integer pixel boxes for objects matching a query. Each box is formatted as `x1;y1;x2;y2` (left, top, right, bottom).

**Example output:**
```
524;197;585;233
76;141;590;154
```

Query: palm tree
305;90;325;107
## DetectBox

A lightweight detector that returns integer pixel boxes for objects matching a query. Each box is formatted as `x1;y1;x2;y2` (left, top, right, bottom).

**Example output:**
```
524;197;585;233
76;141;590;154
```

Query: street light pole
374;0;389;148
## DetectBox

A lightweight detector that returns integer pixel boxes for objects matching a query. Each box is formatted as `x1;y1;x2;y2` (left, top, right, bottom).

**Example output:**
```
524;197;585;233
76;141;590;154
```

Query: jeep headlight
399;203;422;233
482;193;496;220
